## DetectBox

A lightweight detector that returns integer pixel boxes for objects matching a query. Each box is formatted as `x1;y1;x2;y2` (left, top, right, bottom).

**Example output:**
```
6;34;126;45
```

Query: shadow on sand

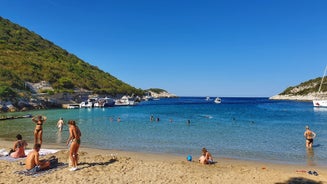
275;177;323;184
78;158;117;170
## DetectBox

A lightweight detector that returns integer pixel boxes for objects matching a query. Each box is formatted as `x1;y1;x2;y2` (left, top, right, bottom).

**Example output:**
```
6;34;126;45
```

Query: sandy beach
0;140;326;184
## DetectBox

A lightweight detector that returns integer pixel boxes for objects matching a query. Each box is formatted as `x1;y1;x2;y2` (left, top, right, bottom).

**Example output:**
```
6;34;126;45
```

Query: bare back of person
10;140;27;158
25;150;38;170
305;130;314;139
304;126;316;148
25;144;50;171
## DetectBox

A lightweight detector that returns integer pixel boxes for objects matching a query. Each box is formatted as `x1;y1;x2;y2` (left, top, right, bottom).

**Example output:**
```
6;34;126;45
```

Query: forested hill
0;16;143;97
270;77;327;101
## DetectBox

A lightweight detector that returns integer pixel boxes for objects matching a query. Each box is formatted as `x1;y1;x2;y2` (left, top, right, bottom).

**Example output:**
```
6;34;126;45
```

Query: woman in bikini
32;115;47;145
66;120;82;171
9;134;28;158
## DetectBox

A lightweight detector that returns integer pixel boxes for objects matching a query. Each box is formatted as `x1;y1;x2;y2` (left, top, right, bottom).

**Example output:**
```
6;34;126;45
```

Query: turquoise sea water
0;97;326;165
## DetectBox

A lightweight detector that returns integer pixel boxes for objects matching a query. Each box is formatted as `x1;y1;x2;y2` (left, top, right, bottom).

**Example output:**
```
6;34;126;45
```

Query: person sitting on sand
199;147;214;164
25;143;50;172
199;153;207;164
9;134;28;158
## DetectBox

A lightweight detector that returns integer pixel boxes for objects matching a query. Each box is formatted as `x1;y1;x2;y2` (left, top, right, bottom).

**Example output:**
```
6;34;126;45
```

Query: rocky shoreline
269;92;327;101
0;90;177;113
269;94;315;101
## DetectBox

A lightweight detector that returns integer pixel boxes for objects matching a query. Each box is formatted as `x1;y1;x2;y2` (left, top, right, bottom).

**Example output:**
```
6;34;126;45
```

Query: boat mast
318;65;327;93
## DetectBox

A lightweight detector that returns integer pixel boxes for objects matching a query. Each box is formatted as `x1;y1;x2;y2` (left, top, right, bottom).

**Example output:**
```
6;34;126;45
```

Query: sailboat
313;66;327;107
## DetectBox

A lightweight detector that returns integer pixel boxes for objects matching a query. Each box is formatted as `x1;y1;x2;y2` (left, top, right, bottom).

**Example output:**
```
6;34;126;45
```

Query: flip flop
308;171;313;175
313;171;319;176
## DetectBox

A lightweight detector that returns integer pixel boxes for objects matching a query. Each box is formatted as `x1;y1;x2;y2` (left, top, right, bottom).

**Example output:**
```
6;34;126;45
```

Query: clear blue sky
1;0;327;97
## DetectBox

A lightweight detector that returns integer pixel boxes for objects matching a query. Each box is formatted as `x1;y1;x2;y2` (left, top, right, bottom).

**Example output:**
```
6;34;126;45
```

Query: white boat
313;66;327;107
95;97;115;107
79;101;93;108
144;95;153;101
144;92;153;101
79;97;97;108
214;97;221;104
205;96;210;101
115;96;135;106
67;104;80;109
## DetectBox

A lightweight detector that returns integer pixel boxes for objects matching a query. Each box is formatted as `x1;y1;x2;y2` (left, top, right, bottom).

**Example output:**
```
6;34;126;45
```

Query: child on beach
199;147;214;164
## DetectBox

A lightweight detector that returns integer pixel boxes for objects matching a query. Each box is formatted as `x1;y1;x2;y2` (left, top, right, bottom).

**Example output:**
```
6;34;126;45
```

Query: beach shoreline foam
0;140;327;184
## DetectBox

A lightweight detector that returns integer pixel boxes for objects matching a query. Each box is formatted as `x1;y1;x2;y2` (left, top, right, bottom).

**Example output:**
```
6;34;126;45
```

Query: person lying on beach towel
25;143;58;173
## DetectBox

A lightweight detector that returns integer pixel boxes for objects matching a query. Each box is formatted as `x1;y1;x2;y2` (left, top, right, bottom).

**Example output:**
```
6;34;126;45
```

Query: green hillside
279;77;325;96
0;16;143;97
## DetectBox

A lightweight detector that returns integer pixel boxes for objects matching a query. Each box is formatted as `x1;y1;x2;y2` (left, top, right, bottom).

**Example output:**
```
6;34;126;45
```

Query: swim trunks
307;138;313;143
28;165;41;173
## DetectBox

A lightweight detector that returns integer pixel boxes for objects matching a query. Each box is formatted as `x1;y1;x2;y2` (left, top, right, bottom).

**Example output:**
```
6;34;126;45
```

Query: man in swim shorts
25;144;50;172
304;125;316;148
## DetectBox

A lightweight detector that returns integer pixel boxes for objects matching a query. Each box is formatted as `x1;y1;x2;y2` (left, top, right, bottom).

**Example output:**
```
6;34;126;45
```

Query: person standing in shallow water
66;120;82;171
304;125;316;148
57;117;64;132
32;115;47;145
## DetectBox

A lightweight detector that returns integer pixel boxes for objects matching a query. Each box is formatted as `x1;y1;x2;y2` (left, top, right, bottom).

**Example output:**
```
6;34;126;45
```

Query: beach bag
48;156;58;169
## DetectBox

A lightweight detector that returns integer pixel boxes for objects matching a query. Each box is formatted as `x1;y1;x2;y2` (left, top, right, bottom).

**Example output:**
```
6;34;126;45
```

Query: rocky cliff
149;91;177;98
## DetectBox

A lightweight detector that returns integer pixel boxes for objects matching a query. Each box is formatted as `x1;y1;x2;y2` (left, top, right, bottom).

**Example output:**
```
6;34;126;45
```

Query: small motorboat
214;97;221;104
115;96;135;106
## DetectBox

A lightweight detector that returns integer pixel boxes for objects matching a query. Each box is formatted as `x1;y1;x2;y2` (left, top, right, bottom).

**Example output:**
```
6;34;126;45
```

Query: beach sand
0;140;326;184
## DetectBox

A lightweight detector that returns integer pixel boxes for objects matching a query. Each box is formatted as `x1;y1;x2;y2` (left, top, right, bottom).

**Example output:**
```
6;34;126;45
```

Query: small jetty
0;114;32;121
62;104;80;109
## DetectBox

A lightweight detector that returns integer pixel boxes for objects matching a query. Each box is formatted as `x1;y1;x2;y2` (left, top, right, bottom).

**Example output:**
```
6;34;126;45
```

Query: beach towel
14;162;67;177
0;155;25;162
25;149;59;156
0;148;8;156
0;149;59;162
